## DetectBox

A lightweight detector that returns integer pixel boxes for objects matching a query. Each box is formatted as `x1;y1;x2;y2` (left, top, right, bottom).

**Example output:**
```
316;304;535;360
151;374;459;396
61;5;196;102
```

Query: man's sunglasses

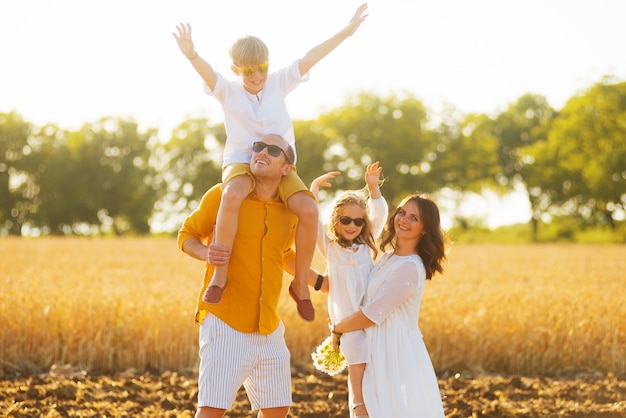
252;141;291;164
338;216;366;227
235;62;269;77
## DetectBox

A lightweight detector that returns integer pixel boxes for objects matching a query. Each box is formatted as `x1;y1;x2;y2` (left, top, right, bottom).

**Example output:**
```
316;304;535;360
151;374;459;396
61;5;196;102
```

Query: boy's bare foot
288;281;315;321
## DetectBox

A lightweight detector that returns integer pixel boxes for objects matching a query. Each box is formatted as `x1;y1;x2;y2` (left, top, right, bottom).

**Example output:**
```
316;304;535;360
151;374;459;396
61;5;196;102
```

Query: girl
310;162;388;418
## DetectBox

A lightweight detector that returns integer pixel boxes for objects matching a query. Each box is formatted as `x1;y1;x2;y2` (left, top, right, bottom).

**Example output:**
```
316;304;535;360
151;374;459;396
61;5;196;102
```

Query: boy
173;3;368;322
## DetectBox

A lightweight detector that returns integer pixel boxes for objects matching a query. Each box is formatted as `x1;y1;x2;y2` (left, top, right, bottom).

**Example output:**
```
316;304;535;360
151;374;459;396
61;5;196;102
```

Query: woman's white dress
317;197;388;364
359;251;445;418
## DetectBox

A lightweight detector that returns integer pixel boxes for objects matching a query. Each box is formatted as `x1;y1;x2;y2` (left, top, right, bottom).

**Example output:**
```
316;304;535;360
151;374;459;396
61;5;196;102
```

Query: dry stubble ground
1;366;625;417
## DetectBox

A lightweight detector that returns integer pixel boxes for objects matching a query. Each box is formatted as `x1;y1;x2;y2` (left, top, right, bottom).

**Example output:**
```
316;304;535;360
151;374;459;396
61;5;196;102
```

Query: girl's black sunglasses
338;216;366;227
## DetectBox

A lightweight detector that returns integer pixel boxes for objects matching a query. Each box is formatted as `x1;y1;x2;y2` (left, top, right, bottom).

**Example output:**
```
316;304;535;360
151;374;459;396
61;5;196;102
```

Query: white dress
359;252;445;418
317;197;388;364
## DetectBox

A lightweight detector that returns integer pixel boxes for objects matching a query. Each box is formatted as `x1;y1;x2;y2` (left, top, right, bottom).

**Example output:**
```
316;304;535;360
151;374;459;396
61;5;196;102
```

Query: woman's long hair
379;194;446;280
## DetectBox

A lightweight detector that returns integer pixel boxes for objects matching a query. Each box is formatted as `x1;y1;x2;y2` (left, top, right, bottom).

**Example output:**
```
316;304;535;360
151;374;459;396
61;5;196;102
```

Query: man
177;133;321;418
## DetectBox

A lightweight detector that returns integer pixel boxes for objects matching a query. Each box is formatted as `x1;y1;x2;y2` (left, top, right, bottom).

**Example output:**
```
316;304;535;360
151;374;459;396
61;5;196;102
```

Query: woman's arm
330;258;422;347
330;309;375;349
332;309;375;334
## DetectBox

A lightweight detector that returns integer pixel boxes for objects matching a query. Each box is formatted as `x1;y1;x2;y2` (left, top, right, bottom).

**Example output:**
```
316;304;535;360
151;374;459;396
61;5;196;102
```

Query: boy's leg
286;191;317;321
203;174;252;304
348;363;368;417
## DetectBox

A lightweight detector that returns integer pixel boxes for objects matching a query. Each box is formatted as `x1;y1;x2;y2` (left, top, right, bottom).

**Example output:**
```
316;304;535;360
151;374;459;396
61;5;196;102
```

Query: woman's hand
329;321;342;350
331;331;341;350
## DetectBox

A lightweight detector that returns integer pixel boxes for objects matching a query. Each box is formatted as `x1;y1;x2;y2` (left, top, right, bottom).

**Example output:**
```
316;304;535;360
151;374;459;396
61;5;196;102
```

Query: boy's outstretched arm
298;3;368;76
172;23;218;91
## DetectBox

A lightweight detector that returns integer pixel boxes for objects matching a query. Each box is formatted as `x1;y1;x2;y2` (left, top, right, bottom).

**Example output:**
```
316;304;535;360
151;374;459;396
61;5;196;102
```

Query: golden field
1;237;625;378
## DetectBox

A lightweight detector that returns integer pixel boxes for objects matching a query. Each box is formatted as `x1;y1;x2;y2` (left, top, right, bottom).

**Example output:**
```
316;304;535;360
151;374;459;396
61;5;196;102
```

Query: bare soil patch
2;366;625;417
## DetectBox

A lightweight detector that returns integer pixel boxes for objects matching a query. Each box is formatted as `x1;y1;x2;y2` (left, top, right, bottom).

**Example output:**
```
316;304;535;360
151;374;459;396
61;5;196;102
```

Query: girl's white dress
360;251;445;418
317;197;388;364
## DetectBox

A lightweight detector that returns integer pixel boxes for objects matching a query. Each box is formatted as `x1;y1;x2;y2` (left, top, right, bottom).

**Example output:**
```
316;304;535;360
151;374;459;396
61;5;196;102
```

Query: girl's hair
229;35;269;66
379;194;446;280
328;191;378;259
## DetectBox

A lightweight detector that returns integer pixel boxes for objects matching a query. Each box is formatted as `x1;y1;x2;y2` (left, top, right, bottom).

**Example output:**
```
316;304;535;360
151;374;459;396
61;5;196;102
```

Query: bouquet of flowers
311;336;347;376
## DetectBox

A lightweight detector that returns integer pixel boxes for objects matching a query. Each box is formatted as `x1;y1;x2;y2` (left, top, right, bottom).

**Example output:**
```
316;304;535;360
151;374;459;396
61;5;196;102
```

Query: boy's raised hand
298;3;368;77
345;3;369;36
172;23;196;58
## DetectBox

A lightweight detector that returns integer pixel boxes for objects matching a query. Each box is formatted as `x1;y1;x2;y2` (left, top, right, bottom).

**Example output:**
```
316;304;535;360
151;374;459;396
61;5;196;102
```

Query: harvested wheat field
1;238;625;417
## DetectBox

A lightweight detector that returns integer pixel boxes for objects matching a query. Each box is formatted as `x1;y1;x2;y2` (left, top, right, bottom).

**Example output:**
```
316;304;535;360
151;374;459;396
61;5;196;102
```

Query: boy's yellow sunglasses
235;62;269;77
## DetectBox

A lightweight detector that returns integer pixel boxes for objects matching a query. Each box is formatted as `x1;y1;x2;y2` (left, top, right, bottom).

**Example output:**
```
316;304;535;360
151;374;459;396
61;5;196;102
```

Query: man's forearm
181;237;209;262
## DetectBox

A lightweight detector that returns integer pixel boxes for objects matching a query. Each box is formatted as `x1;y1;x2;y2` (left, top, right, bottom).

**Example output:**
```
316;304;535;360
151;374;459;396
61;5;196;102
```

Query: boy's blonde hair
229;35;269;66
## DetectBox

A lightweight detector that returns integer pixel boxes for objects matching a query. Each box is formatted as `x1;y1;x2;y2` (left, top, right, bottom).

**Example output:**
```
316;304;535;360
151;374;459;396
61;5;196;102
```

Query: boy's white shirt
204;60;309;167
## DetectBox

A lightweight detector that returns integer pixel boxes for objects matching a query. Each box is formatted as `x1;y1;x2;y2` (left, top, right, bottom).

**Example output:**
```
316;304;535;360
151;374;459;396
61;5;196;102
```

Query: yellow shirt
177;184;297;335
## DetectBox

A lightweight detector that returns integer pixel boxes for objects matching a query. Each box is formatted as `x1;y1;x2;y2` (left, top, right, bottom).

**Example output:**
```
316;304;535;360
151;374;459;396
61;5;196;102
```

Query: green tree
315;91;438;205
22;124;80;234
87;118;159;234
462;94;556;237
494;95;555;182
293;118;337;187
153;117;223;232
27;118;158;235
0;112;33;235
428;110;502;229
445;112;501;192
524;78;626;229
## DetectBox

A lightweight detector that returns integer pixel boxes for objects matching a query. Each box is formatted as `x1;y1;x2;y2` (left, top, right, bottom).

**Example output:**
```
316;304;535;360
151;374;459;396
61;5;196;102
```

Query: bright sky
2;0;625;227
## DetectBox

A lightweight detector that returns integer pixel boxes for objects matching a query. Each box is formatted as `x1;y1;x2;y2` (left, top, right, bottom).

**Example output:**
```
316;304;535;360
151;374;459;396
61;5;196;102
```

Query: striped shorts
197;313;292;411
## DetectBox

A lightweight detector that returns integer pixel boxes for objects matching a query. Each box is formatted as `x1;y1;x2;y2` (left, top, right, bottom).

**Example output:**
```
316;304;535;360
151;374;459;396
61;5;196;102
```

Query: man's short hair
284;143;295;165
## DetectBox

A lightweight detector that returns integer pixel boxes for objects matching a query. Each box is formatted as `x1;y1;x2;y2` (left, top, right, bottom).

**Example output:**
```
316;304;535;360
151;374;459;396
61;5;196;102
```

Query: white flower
311;336;347;376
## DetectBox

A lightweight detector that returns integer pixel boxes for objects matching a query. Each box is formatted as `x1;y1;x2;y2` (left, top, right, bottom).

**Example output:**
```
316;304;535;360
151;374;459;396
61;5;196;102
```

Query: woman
329;194;447;418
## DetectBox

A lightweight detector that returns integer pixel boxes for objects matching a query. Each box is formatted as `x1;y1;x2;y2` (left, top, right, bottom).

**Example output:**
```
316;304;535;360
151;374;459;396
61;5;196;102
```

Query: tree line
1;76;625;238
